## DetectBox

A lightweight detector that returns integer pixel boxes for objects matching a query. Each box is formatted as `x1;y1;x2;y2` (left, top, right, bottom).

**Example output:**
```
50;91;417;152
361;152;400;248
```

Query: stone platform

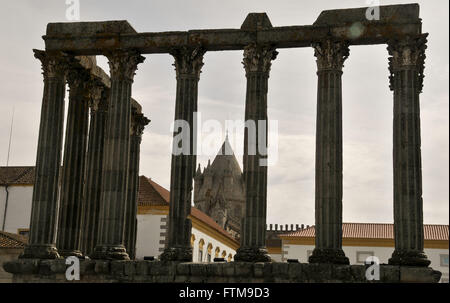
3;260;441;283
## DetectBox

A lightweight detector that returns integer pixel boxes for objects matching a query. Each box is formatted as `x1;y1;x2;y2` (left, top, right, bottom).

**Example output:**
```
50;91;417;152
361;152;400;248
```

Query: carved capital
33;50;68;80
170;47;206;79
130;111;150;139
87;80;107;112
313;39;349;71
242;44;278;75
106;50;145;81
66;66;92;99
387;34;428;92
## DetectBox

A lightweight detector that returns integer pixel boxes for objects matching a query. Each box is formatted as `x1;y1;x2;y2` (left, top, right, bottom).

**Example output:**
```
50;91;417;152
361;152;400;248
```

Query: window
440;254;449;267
356;251;374;264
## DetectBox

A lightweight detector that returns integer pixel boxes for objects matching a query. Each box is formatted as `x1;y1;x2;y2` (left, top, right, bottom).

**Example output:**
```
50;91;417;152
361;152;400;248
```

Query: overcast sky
0;0;448;226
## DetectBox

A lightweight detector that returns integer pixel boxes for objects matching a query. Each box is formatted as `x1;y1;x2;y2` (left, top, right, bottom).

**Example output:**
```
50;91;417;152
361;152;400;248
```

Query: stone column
20;50;67;259
160;47;205;262
234;44;277;262
309;39;350;265
80;83;108;257
387;34;430;267
91;50;145;260
124;110;149;259
56;66;91;257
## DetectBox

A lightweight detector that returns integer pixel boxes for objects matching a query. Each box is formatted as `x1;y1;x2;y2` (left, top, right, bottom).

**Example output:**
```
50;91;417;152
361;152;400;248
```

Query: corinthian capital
242;44;278;75
170;47;206;79
387;34;428;92
313;40;349;71
66;66;92;98
130;111;150;139
33;49;68;80
107;50;145;81
87;80;106;112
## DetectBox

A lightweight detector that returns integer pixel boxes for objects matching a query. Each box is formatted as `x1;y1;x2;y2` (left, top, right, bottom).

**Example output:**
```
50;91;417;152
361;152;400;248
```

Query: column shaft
80;86;108;256
388;34;430;267
160;47;205;262
234;44;277;262
91;51;144;260
56;67;90;257
309;39;349;265
20;50;67;259
124;112;149;259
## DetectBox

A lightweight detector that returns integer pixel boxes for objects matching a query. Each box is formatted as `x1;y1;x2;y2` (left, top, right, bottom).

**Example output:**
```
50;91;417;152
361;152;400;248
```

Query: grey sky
0;0;448;226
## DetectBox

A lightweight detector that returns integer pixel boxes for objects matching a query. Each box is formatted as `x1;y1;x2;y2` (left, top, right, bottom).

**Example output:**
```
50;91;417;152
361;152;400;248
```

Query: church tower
194;136;245;239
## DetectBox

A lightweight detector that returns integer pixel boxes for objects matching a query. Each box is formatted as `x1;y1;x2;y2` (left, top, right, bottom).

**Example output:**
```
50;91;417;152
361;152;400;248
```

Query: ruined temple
194;137;246;239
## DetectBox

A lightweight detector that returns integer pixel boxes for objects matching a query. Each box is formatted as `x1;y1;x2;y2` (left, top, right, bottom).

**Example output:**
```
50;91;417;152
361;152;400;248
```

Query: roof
138;176;169;206
281;223;449;241
138;176;238;245
0;166;35;185
200;137;242;176
0;231;28;249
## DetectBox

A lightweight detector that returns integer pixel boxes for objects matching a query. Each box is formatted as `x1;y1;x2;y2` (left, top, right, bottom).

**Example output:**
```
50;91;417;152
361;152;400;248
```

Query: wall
191;227;236;263
135;214;166;259
0;185;33;234
282;242;449;282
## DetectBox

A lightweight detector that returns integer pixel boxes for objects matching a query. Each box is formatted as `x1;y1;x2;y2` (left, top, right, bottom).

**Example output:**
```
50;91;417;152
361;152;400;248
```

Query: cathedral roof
206;137;242;176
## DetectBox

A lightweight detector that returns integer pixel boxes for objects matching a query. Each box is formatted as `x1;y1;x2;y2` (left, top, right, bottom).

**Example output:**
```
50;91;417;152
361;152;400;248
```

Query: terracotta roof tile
281;223;449;241
138;176;169;206
0;166;35;185
0;231;28;248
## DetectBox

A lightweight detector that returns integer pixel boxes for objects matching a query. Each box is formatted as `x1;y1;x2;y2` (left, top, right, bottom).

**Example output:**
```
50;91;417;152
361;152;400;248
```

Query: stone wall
3;259;441;283
0;248;23;282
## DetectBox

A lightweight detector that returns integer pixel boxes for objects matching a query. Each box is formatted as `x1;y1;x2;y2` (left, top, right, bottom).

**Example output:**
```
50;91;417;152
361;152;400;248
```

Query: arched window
221;250;227;258
191;234;196;248
227;253;233;262
215;247;220;258
198;239;205;262
207;243;213;262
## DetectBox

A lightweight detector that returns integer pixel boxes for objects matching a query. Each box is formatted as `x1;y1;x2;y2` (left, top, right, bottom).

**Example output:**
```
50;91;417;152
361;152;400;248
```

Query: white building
279;223;449;283
0;167;238;264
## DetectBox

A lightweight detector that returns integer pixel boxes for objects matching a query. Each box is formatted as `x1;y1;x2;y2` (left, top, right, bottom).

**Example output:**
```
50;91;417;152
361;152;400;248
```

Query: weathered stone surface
4;260;441;283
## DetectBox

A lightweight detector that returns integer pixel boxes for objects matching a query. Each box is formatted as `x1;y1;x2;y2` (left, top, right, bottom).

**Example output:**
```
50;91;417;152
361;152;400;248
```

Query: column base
234;247;271;262
159;247;192;262
388;249;431;267
90;245;130;260
58;249;83;258
308;248;349;265
19;244;60;259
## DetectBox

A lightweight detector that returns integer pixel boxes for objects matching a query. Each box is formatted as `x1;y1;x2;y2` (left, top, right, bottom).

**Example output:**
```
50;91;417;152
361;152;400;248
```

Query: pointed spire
195;163;201;176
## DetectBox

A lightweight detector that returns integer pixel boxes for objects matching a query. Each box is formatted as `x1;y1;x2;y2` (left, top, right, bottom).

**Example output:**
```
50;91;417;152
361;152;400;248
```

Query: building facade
279;223;449;283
